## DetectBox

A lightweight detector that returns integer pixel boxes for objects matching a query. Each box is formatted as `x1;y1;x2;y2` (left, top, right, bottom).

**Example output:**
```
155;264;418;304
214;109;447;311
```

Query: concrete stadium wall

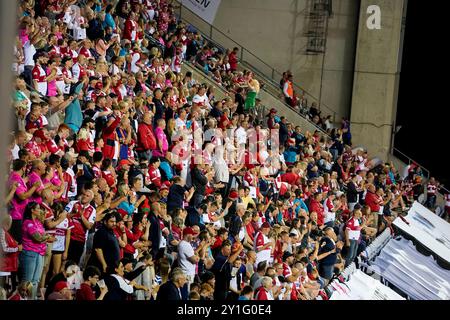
179;0;360;121
350;0;407;161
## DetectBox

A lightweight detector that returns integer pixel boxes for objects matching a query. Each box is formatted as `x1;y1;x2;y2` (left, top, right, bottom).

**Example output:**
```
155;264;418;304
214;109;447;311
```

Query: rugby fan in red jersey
65;189;96;264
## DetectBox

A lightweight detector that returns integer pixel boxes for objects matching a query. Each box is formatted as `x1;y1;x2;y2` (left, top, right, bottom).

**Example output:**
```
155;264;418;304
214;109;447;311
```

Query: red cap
228;191;239;200
160;184;169;191
288;138;296;144
118;159;132;167
54;281;69;292
117;208;128;218
270;108;277;114
183;227;199;236
261;222;271;229
95;82;103;90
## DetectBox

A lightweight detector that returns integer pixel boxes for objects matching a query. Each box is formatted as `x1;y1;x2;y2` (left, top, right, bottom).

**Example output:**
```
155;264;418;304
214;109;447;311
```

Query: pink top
19;29;29;45
22;219;47;256
8;172;28;220
153;127;168;157
27;172;44;204
46;67;58;97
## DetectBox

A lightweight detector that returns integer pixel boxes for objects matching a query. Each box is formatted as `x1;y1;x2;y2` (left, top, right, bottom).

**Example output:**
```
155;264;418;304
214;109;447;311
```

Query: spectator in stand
283;74;295;107
228;47;239;72
20;202;56;299
0;214;20;292
425;177;439;210
6;0;431;301
88;212;120;273
76;265;108;300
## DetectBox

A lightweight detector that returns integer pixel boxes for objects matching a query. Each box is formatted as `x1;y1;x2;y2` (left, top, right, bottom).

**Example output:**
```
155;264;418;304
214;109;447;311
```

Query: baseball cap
54;281;69;293
228;190;239;200
354;204;362;211
118;159;132;167
160;184;169;191
183;227;199;236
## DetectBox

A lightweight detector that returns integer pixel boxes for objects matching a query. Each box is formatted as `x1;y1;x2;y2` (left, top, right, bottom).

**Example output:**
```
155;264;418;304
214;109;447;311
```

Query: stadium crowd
1;0;447;301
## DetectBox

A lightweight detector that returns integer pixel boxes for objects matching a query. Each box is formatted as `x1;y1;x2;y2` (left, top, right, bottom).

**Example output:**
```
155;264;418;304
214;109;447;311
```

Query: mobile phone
77;164;83;171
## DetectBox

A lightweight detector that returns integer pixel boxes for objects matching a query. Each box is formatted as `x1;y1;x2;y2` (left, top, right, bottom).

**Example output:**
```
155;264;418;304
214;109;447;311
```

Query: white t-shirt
235;127;247;146
53;218;72;252
178;240;196;277
23;41;36;67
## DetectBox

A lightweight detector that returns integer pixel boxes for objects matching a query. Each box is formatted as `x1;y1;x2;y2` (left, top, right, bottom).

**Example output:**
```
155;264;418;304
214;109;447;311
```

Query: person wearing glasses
76;265;108;300
20;201;56;299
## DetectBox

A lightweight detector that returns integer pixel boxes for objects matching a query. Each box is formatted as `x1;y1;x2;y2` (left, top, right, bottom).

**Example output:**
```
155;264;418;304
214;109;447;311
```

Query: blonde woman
166;118;176;144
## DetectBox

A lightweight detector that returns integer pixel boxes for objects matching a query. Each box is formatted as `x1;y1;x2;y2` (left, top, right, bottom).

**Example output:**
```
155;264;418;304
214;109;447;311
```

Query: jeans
22;66;34;88
345;240;358;267
20;250;44;299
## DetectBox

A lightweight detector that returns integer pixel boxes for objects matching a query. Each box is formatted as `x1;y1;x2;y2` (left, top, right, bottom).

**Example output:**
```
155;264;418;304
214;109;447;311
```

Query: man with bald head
64;189;96;264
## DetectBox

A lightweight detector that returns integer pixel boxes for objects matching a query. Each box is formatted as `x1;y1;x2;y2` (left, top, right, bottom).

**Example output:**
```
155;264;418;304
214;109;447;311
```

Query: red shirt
66;201;96;243
281;172;300;186
32;64;46;82
365;191;382;213
148;166;162;187
76;283;96;300
309;199;325;226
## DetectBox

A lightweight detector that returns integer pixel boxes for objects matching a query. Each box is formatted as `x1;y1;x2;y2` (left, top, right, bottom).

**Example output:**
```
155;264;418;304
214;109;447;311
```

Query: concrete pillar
350;0;407;161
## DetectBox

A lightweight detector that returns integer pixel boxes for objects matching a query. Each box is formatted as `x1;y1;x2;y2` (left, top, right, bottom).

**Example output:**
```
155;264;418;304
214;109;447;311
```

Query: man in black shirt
89;212;120;273
153;88;165;127
211;240;244;301
317;227;343;284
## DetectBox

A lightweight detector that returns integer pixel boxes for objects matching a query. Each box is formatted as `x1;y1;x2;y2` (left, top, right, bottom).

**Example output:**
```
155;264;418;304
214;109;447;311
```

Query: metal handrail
176;4;338;122
393;147;449;194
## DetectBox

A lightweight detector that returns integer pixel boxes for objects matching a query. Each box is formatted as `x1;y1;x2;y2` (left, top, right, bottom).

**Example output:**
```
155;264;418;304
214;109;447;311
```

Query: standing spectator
228;47;239;72
20;202;55;299
254;222;272;267
425;177;439;210
65;189;96;264
8;159;40;243
154;119;169;158
317;227;343;284
178;227;200;290
156;267;186;301
344;205;363;267
211;240;244;300
136;111;156;162
88;212;120;273
283;74;294;107
0;214;20;294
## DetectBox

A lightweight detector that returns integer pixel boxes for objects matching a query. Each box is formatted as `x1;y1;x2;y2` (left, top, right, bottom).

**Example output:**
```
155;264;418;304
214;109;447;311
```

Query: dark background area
395;0;449;188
